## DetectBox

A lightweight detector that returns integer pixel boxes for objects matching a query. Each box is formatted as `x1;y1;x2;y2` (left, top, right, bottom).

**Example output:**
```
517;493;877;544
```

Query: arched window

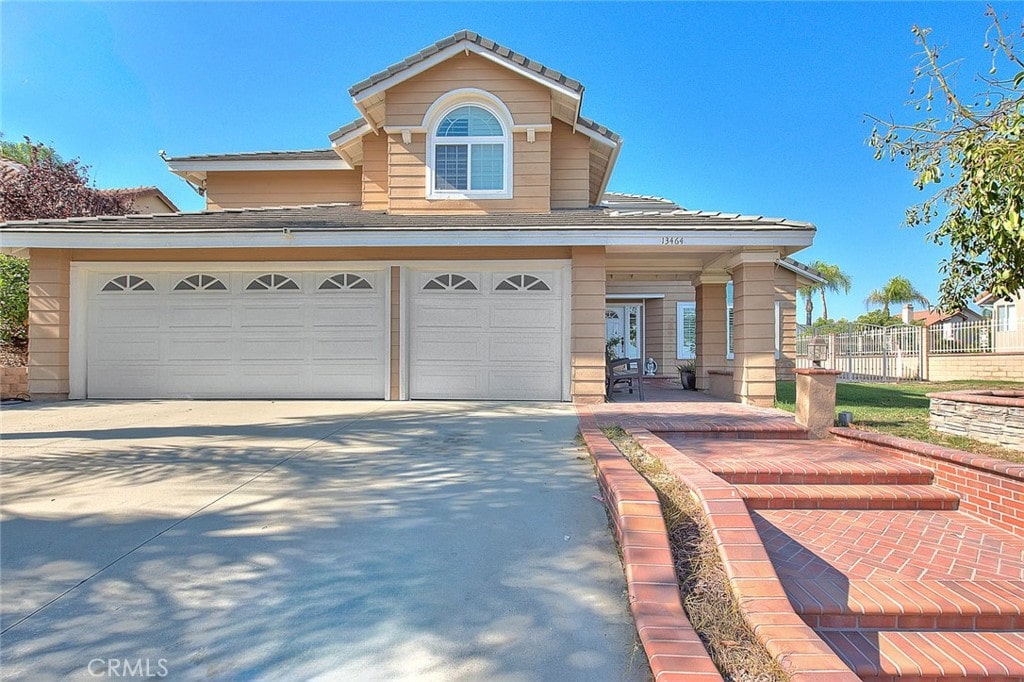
245;274;299;291
101;275;155;292
173;274;227;291
427;97;511;200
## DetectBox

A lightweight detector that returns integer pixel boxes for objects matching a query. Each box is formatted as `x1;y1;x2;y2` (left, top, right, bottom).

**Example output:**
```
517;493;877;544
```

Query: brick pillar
27;249;71;400
571;246;606;403
694;271;729;392
730;253;778;407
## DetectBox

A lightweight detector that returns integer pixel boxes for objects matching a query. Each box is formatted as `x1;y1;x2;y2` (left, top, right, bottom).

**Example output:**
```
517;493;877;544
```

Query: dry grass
604;427;788;682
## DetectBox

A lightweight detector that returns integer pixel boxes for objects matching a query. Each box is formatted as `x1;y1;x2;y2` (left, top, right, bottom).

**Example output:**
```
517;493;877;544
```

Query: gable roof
349;29;584;101
97;186;179;213
776;256;827;285
163;148;352;185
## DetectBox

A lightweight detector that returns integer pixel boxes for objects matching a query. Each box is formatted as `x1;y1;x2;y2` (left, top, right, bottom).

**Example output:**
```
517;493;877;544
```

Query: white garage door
84;267;387;398
409;267;566;400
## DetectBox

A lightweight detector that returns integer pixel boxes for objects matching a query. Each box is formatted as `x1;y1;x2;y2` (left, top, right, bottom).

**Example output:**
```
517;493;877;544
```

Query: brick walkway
594;387;1024;682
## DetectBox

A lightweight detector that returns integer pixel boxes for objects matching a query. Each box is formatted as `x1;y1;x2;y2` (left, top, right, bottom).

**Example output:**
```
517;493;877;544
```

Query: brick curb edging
576;407;724;682
624;428;859;682
830;427;1024;533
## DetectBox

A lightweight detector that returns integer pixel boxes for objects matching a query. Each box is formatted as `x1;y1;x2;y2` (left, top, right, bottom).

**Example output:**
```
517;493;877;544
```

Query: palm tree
797;260;853;325
865;275;930;316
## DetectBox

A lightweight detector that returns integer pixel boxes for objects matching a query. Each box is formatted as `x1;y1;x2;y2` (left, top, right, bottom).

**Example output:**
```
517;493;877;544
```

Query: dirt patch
1;343;27;367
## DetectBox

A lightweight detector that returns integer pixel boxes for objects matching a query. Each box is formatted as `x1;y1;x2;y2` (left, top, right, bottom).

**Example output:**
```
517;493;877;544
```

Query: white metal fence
927;317;1024;354
796;318;1024;382
797;323;923;382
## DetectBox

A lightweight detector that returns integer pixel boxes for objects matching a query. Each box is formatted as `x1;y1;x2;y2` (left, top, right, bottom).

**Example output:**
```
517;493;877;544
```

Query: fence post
920;325;929;381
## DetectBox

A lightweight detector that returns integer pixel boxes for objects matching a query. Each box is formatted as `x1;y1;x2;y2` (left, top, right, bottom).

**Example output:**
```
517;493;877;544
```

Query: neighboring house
98;187;179;214
976;290;1022;350
0;30;821;406
908;307;983;327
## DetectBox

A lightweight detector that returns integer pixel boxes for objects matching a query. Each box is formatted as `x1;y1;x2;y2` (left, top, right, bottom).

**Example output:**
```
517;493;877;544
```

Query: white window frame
424;89;513;201
676;302;696;359
995;302;1017;332
726;282;735;360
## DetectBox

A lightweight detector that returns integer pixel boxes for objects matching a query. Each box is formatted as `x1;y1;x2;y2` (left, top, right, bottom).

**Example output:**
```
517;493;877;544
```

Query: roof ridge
348;30;584;99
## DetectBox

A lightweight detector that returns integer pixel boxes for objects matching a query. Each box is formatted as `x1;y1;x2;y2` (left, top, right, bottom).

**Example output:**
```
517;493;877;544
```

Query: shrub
0;254;29;346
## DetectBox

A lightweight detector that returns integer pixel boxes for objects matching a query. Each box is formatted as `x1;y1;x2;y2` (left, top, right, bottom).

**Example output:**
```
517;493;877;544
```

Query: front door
605;303;643;360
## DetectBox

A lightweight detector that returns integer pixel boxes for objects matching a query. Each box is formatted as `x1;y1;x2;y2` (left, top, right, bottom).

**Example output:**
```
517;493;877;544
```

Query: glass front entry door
605;304;643;359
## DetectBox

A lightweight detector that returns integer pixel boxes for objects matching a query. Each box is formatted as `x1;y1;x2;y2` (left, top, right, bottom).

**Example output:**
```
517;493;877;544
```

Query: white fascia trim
776;259;827;285
595;137;623;203
1;229;815;250
166;159;353;173
606;293;666;300
574;123;618;148
353;42;583;106
329;122;374;147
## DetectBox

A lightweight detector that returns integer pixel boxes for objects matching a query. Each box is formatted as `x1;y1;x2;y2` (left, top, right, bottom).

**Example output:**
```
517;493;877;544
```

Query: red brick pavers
654;437;1024;679
576;406;723;682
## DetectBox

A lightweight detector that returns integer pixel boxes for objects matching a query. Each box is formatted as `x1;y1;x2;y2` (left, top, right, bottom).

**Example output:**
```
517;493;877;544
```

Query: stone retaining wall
928;390;1024;452
1;366;28;399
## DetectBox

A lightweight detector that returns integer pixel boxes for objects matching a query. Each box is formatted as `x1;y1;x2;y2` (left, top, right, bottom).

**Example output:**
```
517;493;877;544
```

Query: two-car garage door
79;263;567;400
84;268;387;398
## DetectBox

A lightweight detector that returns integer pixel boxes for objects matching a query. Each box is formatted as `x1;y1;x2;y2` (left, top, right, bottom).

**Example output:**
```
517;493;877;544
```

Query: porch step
656;438;936;485
736;483;959;510
819;629;1024;681
786;579;1024;631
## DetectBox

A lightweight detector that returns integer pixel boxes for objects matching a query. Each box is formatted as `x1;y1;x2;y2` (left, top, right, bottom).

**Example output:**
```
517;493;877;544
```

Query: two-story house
0;31;822;405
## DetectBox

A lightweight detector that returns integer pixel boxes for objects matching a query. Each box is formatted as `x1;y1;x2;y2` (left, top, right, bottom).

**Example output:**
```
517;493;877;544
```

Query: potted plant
677;359;697;390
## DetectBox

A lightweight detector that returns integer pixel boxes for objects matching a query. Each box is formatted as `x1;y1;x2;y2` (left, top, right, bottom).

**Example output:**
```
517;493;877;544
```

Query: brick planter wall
830;428;1024;534
927;352;1024;382
928;390;1024;452
1;366;28;399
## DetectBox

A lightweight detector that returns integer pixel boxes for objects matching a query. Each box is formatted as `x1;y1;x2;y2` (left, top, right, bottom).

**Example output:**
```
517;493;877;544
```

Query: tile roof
164;149;340;162
348;30;584;99
778;256;826;283
601;192;680;210
1;202;815;232
328;118;371;143
577;115;621;145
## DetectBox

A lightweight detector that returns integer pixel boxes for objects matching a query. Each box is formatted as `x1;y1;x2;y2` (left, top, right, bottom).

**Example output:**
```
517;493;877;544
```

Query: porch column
28;248;72;400
695;271;729;392
730;252;779;407
571;246;606;403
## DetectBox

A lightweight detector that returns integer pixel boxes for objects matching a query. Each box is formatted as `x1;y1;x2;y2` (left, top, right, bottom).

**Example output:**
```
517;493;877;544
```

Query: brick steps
788;579;1024;631
736;483;959;510
818;629;1024;681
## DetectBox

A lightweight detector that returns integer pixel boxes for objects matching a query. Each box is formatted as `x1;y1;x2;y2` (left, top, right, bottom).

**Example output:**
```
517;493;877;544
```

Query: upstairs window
428;103;510;200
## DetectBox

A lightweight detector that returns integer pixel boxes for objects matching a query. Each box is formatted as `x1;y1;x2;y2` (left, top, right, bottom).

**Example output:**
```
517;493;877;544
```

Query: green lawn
775;380;1024;464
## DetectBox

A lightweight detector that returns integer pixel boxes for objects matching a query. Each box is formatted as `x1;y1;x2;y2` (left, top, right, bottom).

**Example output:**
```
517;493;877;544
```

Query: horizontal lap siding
362;134;388;211
28;249;71;397
550;119;590;209
384;53;551;214
205;171;361;209
606;277;695;377
774;268;798;380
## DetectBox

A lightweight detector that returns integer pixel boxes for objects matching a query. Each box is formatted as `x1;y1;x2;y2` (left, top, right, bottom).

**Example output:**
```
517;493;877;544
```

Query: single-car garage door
83;267;387;398
409;267;567;400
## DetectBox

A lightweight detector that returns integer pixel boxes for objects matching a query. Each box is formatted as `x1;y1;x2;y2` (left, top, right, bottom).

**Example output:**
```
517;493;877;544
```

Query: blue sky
1;2;1007;321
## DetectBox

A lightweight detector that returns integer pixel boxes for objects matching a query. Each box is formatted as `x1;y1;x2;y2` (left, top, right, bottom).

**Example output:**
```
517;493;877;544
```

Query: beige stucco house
0;31;822;406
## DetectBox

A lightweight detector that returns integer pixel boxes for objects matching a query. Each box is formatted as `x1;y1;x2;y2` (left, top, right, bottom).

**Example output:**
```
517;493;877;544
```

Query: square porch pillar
571;246;607;403
695;271;729;392
730;253;779;407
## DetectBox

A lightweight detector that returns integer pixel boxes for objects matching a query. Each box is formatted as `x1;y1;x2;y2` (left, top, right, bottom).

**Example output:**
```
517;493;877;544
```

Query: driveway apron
0;400;645;681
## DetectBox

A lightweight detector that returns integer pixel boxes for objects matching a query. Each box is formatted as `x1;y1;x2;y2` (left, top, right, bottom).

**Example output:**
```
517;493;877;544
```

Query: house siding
774;267;799;381
550;119;591;209
205;170;361;209
27;249;71;398
361;134;389;211
384;52;552;214
571;247;607;403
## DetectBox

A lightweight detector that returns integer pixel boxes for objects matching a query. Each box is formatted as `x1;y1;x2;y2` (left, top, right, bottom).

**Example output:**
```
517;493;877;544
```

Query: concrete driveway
0;401;646;681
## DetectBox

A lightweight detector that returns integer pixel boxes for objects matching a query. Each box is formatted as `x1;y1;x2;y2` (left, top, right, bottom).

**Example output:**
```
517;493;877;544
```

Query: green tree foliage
0;255;30;346
797;260;853;324
865;275;930;316
0;136;135;346
855;309;906;327
868;6;1024;311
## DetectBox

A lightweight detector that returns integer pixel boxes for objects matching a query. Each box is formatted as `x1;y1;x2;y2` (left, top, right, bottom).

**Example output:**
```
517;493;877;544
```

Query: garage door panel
415;304;485;328
410;266;565;400
312;337;383;361
239;305;306;328
166;337;234;362
85;266;387;399
90;337;162;362
92;305;161;329
167;306;233;328
490;336;559;362
489;306;560;329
